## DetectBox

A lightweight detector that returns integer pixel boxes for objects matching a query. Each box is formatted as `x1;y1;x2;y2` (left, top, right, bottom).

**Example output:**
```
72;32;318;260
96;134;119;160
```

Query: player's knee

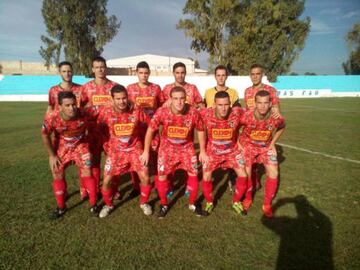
266;166;278;178
80;168;91;177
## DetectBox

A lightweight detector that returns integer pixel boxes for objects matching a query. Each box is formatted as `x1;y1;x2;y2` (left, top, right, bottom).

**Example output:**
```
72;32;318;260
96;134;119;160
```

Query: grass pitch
0;98;359;270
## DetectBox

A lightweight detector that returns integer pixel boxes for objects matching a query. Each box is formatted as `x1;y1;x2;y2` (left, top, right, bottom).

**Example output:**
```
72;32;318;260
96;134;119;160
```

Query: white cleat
140;203;153;216
99;205;114;218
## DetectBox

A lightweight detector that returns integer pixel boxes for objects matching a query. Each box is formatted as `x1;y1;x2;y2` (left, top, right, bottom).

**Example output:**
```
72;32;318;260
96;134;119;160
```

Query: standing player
97;85;152;218
239;90;285;217
162;62;204;108
200;91;247;215
47;61;82;113
140;86;207;218
243;63;281;205
41;91;98;219
80;56;118;192
126;61;163;195
204;65;240;108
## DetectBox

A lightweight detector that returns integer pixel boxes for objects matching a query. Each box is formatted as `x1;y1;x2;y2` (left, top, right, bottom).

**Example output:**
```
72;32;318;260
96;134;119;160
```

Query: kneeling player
41;91;98;219
239;90;285;217
140;86;207;218
200;91;248;215
97;85;152;218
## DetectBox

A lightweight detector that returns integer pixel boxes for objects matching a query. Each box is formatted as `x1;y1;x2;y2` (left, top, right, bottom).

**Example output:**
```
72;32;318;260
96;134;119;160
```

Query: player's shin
82;176;97;206
91;166;101;193
264;177;279;206
202;180;213;203
233;176;248;203
187;175;199;205
156;178;169;205
140;184;152;205
52;179;67;209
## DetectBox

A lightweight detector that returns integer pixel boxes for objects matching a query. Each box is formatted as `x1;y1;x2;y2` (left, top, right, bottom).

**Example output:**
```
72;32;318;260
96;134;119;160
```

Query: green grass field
0;98;359;270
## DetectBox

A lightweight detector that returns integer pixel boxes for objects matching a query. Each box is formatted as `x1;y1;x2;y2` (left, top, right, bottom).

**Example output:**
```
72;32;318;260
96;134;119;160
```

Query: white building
106;54;207;75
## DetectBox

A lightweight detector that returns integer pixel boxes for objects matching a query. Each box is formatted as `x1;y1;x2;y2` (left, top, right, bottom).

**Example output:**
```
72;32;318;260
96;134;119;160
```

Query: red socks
264;177;279;206
157;179;168;205
202;180;213;203
140;184;152;204
91;167;101;193
101;188;113;206
233;176;248;203
81;176;97;206
186;175;199;205
53;179;66;209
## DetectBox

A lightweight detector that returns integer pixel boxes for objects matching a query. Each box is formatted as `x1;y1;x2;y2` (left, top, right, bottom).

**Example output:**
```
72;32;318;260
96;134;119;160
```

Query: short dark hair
250;63;264;72
215;65;228;75
110;84;127;97
58;91;76;105
170;86;186;97
173;62;186;72
136;61;150;70
92;56;107;66
214;91;230;101
58;61;72;70
255;90;271;101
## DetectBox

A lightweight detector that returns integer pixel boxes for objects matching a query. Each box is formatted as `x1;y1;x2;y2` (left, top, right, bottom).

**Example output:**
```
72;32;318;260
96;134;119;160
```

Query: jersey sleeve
139;108;151;125
193;85;203;104
149;109;163;132
277;117;286;130
270;87;280;105
194;110;205;131
41;114;54;135
48;88;55;107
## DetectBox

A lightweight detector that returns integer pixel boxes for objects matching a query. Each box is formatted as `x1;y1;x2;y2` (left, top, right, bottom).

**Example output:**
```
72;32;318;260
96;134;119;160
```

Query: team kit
41;57;286;220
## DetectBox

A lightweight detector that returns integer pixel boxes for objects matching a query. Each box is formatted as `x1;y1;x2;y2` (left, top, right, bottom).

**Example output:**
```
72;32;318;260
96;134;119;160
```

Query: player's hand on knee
237;141;244;152
268;144;277;156
49;155;61;171
271;107;281;119
199;151;209;164
139;152;149;166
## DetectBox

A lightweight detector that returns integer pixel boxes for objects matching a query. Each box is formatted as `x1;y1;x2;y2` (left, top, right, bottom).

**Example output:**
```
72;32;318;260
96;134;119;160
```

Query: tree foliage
177;0;310;81
39;0;120;75
343;23;360;75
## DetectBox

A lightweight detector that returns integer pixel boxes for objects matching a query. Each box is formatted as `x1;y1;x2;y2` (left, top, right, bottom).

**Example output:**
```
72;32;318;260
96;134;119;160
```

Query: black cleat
189;204;209;217
158;205;169;219
90;205;100;215
50;207;67;220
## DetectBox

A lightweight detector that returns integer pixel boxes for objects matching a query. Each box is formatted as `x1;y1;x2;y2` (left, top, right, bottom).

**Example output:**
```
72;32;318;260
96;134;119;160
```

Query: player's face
137;68;150;84
171;91;186;112
60;98;77;118
255;95;271;115
215;69;227;86
215;97;231;119
59;65;73;83
250;67;263;86
92;61;107;79
112;92;128;111
173;67;186;84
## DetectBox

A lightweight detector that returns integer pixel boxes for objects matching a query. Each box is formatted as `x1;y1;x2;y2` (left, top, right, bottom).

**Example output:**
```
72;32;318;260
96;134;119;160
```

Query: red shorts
243;144;278;167
203;148;245;173
104;147;148;176
54;143;92;173
157;142;199;176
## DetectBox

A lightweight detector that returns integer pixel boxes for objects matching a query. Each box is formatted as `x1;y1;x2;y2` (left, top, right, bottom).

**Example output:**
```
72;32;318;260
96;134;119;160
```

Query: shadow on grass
261;195;334;270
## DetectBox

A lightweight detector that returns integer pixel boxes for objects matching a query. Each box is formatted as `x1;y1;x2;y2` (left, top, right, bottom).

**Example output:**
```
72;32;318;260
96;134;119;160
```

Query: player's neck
254;109;270;120
60;81;73;90
253;83;263;89
174;81;186;87
94;77;108;86
215;85;227;91
138;81;149;88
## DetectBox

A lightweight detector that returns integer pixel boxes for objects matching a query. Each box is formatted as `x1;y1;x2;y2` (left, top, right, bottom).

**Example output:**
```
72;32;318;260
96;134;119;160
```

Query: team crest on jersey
267;125;273;131
184;119;192;128
128;116;136;122
228;121;234;128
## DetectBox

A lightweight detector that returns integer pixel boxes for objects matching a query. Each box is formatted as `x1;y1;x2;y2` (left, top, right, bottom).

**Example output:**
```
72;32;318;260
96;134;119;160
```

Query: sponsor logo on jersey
167;126;189;139
247;98;255;108
92;95;111;106
212;128;233;140
114;123;135;137
250;130;271;141
135;96;155;108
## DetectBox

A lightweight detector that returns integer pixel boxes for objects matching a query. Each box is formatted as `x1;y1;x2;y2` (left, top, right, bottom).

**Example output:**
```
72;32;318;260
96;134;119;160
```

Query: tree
177;0;310;81
343;23;360;75
39;0;120;75
304;72;316;75
289;72;298;75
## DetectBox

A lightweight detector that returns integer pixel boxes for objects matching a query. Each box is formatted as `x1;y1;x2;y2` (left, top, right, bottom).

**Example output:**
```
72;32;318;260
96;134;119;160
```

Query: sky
0;0;359;75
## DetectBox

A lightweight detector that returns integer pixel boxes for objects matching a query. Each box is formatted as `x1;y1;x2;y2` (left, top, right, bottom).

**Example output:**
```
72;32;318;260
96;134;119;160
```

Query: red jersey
239;110;285;147
127;82;164;118
97;105;150;153
150;105;204;147
48;83;82;109
81;79;118;117
200;107;243;155
244;84;279;110
41;109;90;149
162;83;203;105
